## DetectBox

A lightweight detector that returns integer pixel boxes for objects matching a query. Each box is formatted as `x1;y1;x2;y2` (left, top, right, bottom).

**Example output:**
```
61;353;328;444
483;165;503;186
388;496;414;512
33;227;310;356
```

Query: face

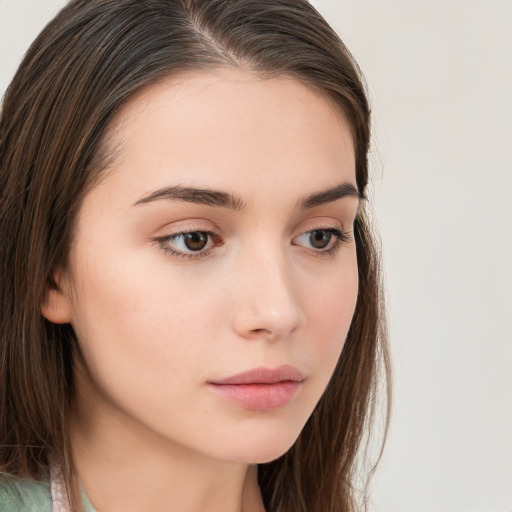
45;69;360;465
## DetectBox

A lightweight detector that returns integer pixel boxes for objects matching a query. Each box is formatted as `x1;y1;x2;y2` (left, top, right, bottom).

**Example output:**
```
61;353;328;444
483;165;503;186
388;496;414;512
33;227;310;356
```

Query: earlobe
41;273;73;324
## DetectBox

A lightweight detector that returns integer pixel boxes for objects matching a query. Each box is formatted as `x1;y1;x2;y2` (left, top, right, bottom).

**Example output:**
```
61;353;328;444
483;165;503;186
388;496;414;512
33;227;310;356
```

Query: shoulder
0;476;52;512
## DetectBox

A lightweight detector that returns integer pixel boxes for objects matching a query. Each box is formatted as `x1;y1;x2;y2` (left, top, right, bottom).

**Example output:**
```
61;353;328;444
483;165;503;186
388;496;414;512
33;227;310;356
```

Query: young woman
0;1;391;511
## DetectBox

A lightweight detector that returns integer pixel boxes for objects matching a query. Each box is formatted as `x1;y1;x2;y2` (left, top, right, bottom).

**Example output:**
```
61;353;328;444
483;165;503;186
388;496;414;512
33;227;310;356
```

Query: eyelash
293;227;351;257
154;229;221;260
154;227;351;260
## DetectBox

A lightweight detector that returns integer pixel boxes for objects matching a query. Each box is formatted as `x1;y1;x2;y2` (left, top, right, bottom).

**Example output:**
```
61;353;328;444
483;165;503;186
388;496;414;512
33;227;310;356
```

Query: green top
0;477;96;512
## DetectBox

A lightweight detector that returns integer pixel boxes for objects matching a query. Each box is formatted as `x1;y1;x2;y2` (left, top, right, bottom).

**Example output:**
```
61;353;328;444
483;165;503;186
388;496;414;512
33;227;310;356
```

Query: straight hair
0;1;391;510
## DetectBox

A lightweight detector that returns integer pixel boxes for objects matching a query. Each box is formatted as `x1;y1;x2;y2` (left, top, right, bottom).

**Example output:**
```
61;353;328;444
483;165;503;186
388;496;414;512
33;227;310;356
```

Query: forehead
93;68;356;205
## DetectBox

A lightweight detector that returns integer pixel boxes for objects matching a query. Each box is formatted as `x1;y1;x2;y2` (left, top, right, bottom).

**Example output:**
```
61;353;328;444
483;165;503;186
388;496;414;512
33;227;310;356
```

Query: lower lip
208;381;302;411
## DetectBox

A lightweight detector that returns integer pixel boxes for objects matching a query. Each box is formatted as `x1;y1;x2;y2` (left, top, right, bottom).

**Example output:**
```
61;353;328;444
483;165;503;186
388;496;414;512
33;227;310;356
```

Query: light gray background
1;1;511;511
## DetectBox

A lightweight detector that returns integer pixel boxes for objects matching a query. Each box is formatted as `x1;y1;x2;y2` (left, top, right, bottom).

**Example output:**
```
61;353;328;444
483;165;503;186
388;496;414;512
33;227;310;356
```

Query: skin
42;69;360;512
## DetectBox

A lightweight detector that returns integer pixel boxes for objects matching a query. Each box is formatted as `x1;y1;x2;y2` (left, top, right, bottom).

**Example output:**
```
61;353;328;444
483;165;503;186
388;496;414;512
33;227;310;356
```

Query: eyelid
150;217;219;237
151;217;353;260
292;226;351;252
290;214;354;255
153;227;222;259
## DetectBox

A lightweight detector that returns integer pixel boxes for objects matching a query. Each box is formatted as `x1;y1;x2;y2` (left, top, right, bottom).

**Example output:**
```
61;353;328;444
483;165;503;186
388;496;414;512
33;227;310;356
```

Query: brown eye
183;232;209;251
309;230;332;249
158;230;216;257
293;227;348;254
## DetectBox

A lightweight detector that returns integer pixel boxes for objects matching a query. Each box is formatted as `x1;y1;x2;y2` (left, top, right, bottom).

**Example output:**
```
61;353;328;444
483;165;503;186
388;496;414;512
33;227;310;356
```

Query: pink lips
208;365;304;411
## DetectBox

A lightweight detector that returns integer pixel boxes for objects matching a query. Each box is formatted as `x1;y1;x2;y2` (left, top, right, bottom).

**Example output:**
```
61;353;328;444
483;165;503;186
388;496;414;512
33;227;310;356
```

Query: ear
41;271;73;324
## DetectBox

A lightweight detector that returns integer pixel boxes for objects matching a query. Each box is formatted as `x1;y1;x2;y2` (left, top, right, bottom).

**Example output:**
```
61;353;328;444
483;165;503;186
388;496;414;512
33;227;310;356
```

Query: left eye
293;228;348;252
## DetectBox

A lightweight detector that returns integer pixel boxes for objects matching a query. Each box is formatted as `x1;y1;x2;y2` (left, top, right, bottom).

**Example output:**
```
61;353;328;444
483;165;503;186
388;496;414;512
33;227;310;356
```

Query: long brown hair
0;1;391;510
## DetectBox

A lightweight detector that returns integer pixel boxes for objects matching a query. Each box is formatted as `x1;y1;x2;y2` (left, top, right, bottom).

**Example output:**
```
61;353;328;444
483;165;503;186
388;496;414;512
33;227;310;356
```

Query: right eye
156;230;219;258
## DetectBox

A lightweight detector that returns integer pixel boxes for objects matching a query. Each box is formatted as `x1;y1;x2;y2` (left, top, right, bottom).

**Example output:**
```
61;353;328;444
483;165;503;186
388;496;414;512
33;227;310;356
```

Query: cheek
302;260;359;368
68;250;226;381
67;257;225;435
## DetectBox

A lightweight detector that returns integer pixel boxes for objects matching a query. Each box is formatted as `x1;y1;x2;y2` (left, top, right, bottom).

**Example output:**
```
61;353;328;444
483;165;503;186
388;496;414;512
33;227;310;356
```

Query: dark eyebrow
134;182;362;211
299;182;363;209
133;185;245;210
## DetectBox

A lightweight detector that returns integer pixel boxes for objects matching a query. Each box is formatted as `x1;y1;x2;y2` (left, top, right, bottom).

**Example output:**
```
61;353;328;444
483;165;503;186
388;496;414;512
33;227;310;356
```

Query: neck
69;366;266;512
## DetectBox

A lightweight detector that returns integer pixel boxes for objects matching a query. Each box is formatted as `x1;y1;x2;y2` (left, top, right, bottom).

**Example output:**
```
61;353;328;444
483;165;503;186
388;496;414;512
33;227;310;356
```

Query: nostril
251;328;270;335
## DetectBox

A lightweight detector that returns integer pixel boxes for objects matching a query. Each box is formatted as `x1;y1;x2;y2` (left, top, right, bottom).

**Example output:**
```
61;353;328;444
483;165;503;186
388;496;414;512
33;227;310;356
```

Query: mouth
207;365;304;411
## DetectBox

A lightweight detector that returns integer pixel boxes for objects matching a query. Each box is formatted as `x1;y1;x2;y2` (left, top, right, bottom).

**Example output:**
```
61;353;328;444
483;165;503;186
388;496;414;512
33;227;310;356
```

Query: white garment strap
50;463;71;512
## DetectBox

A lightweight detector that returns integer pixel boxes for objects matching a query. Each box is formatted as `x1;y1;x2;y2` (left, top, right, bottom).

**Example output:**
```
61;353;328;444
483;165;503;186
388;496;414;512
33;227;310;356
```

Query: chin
213;422;304;465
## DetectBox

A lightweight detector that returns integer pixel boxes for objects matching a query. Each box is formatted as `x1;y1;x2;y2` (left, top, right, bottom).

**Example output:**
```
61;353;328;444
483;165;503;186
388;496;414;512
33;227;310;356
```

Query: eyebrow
133;181;362;210
298;182;363;209
133;186;245;210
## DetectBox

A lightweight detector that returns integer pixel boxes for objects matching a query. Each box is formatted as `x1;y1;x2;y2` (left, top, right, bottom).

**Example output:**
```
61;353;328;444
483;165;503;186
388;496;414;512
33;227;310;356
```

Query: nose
230;245;305;341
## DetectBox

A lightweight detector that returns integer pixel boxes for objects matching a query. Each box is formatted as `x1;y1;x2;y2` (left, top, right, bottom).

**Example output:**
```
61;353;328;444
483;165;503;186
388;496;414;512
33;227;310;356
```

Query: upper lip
209;365;305;385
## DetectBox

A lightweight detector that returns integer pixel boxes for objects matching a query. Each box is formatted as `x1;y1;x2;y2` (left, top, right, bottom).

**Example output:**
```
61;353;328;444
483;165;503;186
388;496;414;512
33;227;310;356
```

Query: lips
208;365;304;411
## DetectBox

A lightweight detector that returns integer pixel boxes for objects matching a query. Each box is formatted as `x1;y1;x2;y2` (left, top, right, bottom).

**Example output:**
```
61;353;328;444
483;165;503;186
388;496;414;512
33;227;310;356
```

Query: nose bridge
231;238;305;339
